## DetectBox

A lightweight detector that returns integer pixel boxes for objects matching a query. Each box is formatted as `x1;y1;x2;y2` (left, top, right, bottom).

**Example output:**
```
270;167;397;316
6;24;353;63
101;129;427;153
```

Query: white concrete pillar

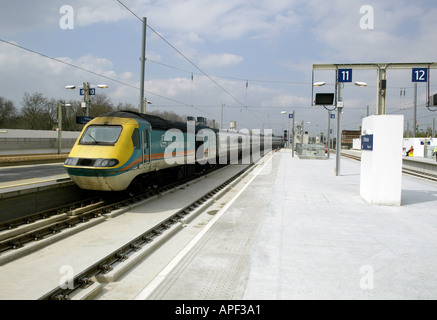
360;115;404;206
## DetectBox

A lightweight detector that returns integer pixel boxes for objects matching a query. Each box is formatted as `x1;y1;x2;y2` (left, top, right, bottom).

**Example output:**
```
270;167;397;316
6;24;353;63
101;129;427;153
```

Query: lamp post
141;97;152;113
281;110;295;156
65;82;108;116
280;111;290;148
313;80;367;175
292;111;295;157
57;101;71;154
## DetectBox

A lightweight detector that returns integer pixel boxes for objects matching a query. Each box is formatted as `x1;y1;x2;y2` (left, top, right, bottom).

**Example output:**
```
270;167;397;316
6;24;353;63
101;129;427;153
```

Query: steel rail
0;165;226;255
39;163;254;300
341;152;437;182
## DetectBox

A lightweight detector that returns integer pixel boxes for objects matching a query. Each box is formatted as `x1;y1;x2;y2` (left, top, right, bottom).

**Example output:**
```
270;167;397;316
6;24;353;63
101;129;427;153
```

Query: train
64;110;284;192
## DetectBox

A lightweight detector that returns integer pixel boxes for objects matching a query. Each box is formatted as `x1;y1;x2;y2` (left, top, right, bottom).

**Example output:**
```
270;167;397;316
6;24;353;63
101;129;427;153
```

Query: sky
1;0;437;136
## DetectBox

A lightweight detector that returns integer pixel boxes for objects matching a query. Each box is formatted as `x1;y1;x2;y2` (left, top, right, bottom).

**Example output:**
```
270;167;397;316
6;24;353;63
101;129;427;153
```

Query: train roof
99;110;216;133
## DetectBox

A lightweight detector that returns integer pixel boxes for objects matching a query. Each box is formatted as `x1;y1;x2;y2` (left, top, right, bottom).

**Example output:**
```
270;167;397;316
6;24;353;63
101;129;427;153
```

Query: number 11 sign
338;69;353;83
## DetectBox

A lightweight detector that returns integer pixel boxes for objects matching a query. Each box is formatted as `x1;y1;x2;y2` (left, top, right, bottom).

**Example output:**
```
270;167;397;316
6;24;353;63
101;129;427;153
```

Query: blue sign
338;69;353;83
80;88;96;96
330;113;335;119
76;116;94;124
361;134;373;151
289;114;293;119
412;68;428;82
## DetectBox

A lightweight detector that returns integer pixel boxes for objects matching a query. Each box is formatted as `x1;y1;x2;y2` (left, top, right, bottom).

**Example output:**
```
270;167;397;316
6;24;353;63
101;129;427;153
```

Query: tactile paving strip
147;155;280;300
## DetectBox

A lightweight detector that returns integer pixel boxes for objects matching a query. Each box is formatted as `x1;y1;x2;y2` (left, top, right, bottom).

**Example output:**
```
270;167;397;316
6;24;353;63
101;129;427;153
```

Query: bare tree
116;102;138;112
21;92;56;130
88;93;114;117
0;97;17;127
147;110;184;122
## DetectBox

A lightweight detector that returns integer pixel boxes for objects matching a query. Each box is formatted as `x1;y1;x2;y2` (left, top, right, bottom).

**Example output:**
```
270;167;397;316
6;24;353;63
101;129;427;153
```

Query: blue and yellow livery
64;110;284;191
64;111;197;191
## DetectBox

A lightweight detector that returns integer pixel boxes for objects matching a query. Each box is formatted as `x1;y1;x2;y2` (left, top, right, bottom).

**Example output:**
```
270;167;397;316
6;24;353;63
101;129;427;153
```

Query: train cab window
80;125;122;145
132;128;140;149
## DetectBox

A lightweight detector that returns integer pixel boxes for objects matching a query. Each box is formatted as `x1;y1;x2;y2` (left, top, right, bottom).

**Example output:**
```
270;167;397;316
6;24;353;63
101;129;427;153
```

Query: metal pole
292;111;295;157
414;83;417;138
327;111;331;159
288;114;291;149
57;102;62;154
221;103;224;129
336;83;343;176
140;17;147;113
83;82;90;116
433;118;435;138
377;66;387;115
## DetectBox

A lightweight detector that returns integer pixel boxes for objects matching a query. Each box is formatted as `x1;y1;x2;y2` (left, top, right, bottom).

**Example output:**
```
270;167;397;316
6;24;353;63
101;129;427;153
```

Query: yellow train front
64;111;196;191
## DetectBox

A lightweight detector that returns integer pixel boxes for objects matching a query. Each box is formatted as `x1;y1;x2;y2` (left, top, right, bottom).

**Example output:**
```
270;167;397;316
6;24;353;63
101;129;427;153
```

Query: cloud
199;53;244;68
2;0;301;41
305;0;437;62
0;41;138;106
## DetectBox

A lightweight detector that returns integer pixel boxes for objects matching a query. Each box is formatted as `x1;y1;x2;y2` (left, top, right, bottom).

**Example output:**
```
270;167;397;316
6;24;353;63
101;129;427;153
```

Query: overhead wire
115;0;267;127
0;38;196;108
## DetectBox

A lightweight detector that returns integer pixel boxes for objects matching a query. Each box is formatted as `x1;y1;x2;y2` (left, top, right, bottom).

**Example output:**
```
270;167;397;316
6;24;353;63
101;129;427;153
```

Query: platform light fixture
65;82;108;116
355;81;368;87
313;81;326;87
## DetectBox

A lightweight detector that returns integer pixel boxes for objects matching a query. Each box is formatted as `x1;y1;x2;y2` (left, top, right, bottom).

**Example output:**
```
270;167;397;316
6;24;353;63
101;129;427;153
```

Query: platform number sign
412;68;428;83
80;88;96;96
338;69;353;83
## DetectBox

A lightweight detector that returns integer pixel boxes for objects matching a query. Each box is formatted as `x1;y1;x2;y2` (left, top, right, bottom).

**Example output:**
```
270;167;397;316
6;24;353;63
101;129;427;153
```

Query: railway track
38;162;256;300
341;152;437;182
0;165;227;259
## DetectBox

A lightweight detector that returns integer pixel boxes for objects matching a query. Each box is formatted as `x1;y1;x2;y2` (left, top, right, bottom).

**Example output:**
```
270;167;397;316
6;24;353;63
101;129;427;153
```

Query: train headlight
65;157;119;167
64;157;79;166
93;158;119;167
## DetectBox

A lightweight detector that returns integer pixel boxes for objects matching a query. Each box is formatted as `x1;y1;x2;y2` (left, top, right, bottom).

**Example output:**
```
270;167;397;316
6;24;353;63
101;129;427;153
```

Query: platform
138;149;437;300
0;163;69;194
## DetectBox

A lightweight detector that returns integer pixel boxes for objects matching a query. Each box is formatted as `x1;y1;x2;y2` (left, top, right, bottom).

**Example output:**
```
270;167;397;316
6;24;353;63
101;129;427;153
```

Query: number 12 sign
412;68;428;83
338;69;353;83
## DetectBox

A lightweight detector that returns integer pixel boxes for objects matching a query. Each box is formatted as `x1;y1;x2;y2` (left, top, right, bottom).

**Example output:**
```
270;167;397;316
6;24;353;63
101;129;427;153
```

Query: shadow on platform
401;189;437;206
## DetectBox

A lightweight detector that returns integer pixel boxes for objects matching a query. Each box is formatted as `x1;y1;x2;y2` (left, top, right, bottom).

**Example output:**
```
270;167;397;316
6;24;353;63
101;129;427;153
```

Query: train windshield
79;125;123;145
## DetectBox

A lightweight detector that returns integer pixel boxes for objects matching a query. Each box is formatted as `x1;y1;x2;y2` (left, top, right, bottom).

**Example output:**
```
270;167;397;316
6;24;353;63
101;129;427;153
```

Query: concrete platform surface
0;163;69;193
139;150;437;300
